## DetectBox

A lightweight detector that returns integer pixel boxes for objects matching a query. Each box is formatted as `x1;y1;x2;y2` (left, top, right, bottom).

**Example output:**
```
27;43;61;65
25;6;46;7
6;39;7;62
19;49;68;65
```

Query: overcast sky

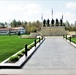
0;0;76;24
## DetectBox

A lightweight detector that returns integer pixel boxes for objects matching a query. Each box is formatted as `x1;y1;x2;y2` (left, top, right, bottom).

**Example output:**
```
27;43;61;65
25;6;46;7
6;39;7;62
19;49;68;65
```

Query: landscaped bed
71;38;76;43
65;36;76;43
7;38;41;63
63;35;76;48
0;35;44;68
0;35;36;62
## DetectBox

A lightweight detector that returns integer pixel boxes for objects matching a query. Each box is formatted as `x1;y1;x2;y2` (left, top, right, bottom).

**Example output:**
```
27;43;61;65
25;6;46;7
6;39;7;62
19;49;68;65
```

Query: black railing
24;36;43;57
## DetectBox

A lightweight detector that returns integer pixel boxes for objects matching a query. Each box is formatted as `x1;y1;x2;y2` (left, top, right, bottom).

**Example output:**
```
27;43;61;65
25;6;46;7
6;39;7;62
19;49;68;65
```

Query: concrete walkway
1;37;76;75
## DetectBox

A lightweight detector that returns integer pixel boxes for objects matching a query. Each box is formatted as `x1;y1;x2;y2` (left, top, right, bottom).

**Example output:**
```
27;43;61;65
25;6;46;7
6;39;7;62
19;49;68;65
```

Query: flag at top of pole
52;9;53;19
41;13;43;21
62;13;63;20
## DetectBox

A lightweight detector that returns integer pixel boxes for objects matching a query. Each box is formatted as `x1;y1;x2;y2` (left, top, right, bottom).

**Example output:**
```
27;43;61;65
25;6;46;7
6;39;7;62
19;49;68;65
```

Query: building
0;27;25;35
0;28;9;34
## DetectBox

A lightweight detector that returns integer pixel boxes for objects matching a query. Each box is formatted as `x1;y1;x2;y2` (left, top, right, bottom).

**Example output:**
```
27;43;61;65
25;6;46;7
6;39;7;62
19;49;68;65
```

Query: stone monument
43;19;46;27
47;19;50;27
51;19;54;26
60;19;63;26
40;18;66;36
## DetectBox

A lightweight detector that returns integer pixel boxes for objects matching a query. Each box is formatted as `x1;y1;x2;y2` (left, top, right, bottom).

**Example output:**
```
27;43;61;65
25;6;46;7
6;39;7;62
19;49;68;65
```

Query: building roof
0;28;9;30
0;27;24;30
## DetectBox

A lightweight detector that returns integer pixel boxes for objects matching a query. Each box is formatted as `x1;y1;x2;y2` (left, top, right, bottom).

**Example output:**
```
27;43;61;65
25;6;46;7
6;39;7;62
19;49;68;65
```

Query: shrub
36;37;42;43
8;55;19;63
27;45;32;50
27;42;34;50
17;52;23;57
21;50;25;54
40;37;43;40
36;39;39;43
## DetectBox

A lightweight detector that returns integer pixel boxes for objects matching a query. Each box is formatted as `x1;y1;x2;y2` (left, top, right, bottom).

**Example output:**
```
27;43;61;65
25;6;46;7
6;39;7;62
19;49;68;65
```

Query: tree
17;20;21;26
31;26;37;32
65;20;70;27
21;21;27;29
35;20;42;31
5;22;7;25
26;22;32;33
64;20;70;30
11;19;17;27
0;22;5;28
10;20;42;33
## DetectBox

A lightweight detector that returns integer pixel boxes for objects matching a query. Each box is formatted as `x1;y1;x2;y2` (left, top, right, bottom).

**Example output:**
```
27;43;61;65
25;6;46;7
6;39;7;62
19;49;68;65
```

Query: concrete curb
0;38;45;69
63;38;76;48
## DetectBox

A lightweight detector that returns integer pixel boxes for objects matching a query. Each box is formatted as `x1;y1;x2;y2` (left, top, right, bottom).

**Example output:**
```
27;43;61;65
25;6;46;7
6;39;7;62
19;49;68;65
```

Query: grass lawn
0;35;35;62
71;38;76;43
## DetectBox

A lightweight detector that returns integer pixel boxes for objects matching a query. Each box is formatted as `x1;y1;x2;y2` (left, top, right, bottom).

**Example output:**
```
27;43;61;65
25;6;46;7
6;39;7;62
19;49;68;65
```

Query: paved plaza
1;36;76;75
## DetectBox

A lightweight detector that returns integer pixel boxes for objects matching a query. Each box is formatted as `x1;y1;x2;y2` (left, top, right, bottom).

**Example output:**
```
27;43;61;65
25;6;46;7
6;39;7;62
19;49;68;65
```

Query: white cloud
23;3;42;21
0;0;76;24
65;2;76;10
65;2;76;23
64;12;76;23
6;4;23;11
24;3;42;16
42;10;76;24
0;2;42;22
54;12;62;19
42;10;51;20
64;12;75;18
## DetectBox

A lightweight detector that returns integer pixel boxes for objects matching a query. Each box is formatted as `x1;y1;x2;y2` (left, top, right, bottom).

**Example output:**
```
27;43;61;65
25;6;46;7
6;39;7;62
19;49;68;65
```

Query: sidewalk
1;37;76;75
23;37;76;69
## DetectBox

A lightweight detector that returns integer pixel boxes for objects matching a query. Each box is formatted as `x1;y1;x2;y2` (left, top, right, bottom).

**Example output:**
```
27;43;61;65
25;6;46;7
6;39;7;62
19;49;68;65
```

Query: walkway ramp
1;37;76;75
23;37;76;69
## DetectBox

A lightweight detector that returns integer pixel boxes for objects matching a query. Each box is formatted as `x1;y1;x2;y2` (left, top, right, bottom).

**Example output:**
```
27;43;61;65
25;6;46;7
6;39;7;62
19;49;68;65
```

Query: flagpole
41;13;43;21
62;13;63;26
62;13;63;20
41;13;43;28
52;9;53;19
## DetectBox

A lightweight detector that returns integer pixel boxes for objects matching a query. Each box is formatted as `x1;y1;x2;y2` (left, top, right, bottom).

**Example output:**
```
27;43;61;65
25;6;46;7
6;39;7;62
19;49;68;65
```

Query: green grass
0;35;35;62
71;38;76;43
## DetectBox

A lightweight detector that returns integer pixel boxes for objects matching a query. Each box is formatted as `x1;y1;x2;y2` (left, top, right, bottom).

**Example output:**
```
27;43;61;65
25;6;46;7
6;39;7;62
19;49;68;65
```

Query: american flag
41;14;43;21
62;14;63;19
52;9;53;19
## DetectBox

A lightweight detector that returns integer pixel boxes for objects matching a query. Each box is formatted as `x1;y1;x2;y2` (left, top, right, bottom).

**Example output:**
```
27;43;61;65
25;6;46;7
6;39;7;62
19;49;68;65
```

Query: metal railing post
39;37;40;42
34;39;36;47
25;44;27;57
66;34;67;39
69;36;71;42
